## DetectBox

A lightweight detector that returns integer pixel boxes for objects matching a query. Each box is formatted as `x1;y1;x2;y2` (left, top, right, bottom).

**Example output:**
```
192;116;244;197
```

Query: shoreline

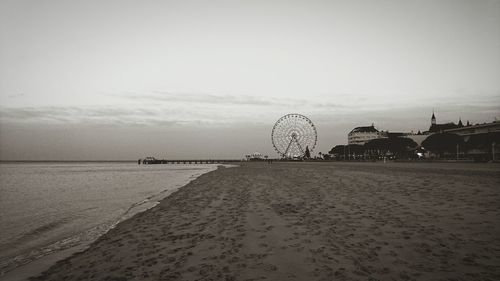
28;162;500;280
0;164;223;281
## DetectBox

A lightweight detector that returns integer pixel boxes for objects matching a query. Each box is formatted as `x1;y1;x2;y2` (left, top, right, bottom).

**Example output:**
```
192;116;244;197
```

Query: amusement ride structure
271;113;317;159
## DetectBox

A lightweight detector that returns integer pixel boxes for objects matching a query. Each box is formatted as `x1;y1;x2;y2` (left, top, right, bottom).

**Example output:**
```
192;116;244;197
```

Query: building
425;111;500;136
344;111;499;160
426;111;463;134
245;152;265;161
424;112;499;160
348;124;386;145
443;120;500;136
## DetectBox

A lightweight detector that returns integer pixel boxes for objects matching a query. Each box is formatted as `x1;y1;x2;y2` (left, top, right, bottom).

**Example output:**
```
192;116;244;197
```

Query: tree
329;145;345;155
365;138;390;151
329;145;347;159
347;144;364;154
465;132;500;160
364;138;390;158
388;137;418;158
364;137;418;159
421;133;464;158
304;146;311;159
347;144;364;159
466;132;500;150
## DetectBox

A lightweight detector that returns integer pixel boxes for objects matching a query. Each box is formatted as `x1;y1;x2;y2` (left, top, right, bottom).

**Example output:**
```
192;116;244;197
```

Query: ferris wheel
271;113;317;158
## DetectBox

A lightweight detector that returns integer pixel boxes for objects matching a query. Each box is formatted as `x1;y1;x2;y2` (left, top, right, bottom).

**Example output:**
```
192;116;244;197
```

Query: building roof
444;120;500;134
350;125;379;134
428;123;460;133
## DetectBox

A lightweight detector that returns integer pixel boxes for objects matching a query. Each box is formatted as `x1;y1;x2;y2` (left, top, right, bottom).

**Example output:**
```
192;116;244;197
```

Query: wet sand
31;162;500;280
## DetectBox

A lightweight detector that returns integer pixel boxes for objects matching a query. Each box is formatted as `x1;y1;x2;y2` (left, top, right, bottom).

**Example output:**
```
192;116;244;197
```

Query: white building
348;125;386;145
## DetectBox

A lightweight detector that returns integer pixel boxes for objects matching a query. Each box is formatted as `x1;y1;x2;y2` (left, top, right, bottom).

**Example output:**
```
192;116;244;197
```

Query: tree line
323;132;499;161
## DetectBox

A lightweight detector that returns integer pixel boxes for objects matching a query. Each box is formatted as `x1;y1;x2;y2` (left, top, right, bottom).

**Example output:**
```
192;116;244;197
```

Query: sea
0;162;217;277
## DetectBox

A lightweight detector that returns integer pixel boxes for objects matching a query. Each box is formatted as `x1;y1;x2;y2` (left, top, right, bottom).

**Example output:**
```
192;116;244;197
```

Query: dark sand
30;162;500;281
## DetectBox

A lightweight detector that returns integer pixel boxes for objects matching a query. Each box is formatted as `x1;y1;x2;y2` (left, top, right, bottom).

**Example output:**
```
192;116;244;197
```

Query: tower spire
431;109;436;125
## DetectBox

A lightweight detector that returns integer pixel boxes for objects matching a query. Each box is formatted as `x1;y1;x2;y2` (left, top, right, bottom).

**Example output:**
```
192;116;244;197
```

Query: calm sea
0;162;217;275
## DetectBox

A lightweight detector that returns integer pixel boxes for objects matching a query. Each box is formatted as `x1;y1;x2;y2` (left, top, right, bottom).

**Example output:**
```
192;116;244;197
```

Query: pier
140;159;241;165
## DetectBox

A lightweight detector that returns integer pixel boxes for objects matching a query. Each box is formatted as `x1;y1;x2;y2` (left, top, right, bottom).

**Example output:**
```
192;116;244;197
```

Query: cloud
0;106;185;126
1;92;497;129
120;91;275;106
0;104;277;127
7;93;25;99
116;91;347;109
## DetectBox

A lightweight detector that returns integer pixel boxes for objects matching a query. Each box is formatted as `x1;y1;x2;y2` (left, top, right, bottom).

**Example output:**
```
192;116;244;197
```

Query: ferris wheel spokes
271;114;317;159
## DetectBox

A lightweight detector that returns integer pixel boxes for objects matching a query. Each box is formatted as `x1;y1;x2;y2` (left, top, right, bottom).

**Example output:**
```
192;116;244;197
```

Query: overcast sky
1;0;499;160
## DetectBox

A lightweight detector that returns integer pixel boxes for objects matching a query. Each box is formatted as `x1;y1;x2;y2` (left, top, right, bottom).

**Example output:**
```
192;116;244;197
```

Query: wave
0;166;217;277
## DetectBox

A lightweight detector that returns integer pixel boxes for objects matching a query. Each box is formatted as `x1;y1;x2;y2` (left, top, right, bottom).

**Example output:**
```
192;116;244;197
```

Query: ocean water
0;162;217;275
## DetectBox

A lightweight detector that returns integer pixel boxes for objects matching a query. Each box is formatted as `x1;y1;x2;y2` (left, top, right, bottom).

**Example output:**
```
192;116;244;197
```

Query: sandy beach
30;162;500;281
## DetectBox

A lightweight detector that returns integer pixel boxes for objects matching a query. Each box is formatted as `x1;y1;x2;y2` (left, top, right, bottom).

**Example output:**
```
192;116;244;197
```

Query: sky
0;0;499;160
